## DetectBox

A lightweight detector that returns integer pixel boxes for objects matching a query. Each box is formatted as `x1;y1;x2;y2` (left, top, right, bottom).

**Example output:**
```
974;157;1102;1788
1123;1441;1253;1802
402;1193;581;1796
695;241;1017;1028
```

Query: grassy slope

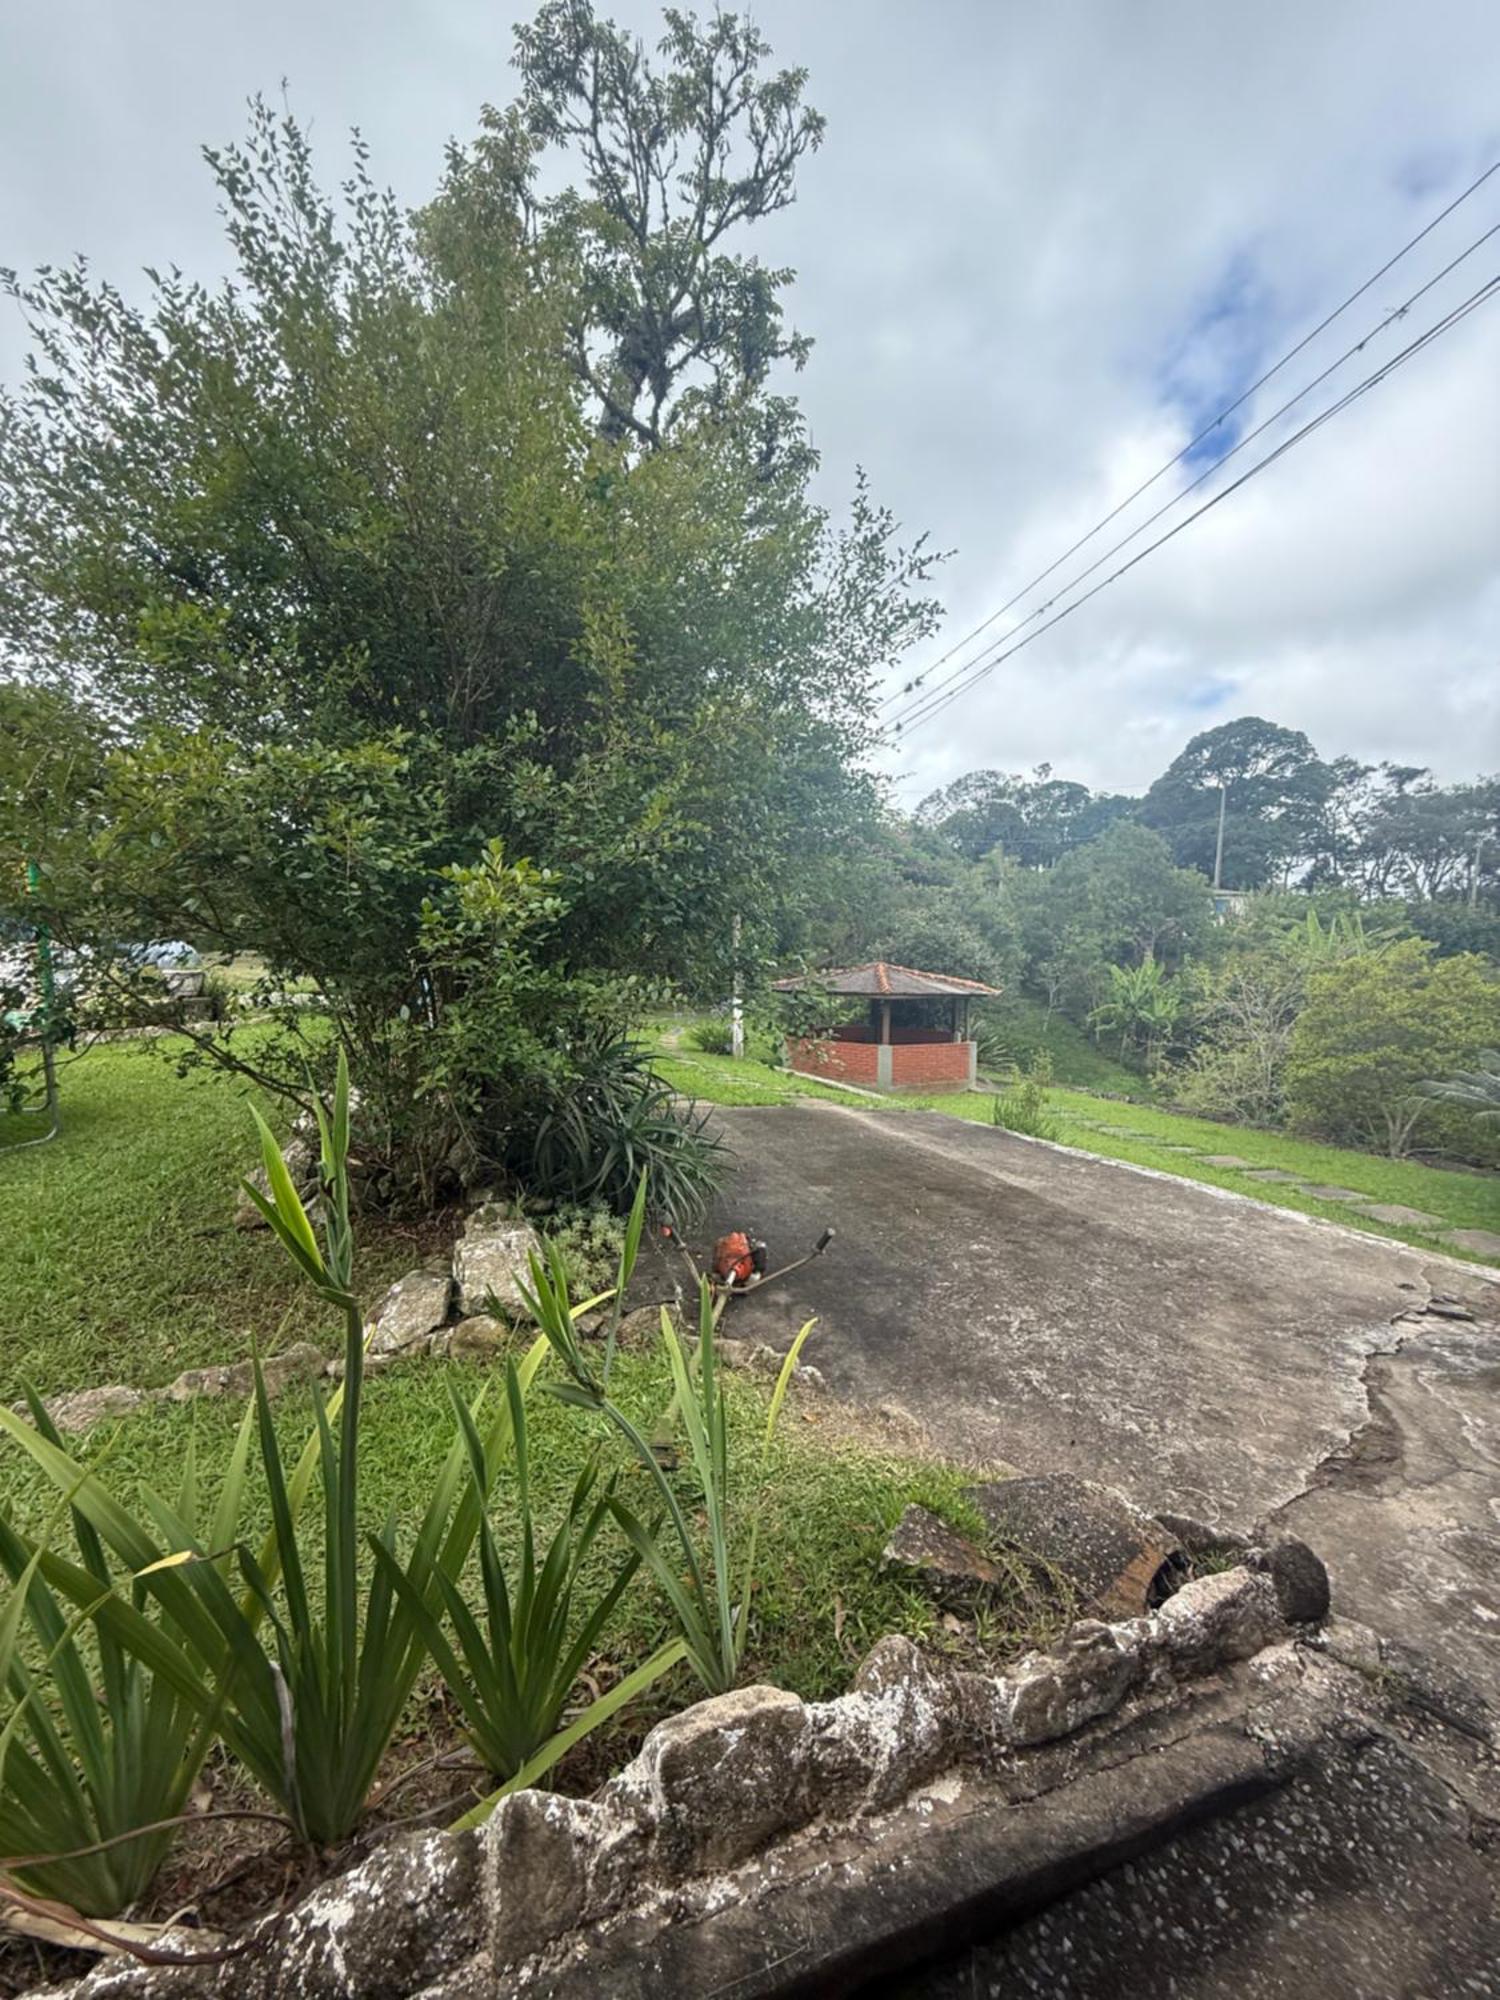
0;1040;420;1399
903;1087;1499;1260
976;994;1146;1097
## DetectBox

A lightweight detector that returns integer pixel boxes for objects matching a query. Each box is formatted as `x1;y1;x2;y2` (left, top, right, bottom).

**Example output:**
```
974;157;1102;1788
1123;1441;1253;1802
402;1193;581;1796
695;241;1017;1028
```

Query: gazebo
773;960;1001;1092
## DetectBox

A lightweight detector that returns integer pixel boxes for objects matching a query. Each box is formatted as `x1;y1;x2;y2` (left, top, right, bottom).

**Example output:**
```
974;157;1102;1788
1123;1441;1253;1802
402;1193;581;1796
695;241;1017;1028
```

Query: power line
880;153;1500;712
882;215;1500;735
880;269;1500;744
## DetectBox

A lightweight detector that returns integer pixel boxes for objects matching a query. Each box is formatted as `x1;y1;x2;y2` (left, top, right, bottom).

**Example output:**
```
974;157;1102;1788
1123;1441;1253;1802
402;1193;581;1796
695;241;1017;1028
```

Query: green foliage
541;1203;629;1297
1;44;940;1194
374;1363;683;1802
0;1445;224;1916
1141;716;1334;888
525;1215;816;1696
1089;955;1183;1068
1422;1050;1500;1122
531;1032;726;1223
1286;939;1500;1158
992;1053;1061;1142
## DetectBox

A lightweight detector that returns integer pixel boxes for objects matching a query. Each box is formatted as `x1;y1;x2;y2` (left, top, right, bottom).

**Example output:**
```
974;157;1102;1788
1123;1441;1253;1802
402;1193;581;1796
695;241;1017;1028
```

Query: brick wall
888;1040;974;1088
786;1035;881;1085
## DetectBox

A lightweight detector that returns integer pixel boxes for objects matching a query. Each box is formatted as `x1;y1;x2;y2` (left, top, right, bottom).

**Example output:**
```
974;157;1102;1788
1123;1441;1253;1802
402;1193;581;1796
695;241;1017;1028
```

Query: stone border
54;1563;1308;1998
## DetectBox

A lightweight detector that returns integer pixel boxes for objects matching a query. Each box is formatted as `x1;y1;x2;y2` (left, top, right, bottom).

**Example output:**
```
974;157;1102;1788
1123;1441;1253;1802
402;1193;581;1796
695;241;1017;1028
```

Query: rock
1155;1511;1252;1560
807;1635;957;1816
483;1792;645;1967
1301;1184;1366;1203
967;1474;1185;1618
1241;1169;1306;1185
234;1134;314;1231
1318;1615;1384;1673
883;1503;1009;1610
164;1342;325;1404
1261;1534;1331;1624
1151;1566;1283;1676
1442;1228;1500;1261
1199;1154;1254;1169
1350;1202;1443;1230
236;1830;480;1998
452;1205;543;1319
997;1619;1148;1747
613;1683;812;1874
33;1384;154;1433
367;1267;452;1358
439;1314;508;1360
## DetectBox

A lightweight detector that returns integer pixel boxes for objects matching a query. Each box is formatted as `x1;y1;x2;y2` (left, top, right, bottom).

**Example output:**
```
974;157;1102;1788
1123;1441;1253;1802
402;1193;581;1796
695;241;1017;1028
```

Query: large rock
452;1204;543;1319
367;1267;452;1358
993;1619;1148;1748
32;1384;153;1434
1151;1566;1282;1676
164;1342;325;1403
483;1791;646;1968
967;1474;1186;1618
612;1683;813;1873
883;1502;1010;1611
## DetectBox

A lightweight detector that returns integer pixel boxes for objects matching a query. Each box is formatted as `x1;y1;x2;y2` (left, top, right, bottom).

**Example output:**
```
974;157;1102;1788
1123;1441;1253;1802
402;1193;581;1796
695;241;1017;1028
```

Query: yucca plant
378;1364;685;1814
528;1206;816;1696
0;1446;235;1918
0;1054;549;1849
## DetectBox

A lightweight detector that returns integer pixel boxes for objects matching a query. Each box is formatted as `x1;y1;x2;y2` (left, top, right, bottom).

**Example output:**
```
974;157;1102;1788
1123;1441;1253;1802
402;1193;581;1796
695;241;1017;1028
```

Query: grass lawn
0;1039;425;1400
904;1087;1500;1263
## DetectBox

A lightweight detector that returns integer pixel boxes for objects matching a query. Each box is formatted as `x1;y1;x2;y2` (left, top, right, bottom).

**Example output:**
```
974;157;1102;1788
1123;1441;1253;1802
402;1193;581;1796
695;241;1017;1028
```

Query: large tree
0;11;939;1194
1141;716;1334;888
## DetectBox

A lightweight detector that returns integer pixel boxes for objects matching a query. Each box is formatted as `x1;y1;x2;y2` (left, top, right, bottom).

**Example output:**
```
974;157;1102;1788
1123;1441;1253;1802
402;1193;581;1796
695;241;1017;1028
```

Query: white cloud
1;0;1497;800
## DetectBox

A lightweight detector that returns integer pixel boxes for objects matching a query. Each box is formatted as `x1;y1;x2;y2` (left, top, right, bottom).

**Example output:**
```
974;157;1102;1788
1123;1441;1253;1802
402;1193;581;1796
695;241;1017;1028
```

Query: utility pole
1212;782;1227;892
730;912;744;1059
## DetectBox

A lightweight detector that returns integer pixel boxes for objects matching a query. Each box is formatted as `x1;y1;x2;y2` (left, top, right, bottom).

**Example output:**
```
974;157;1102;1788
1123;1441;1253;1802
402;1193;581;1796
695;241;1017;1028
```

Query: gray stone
1442;1227;1500;1261
452;1205;543;1318
1154;1511;1251;1560
967;1474;1184;1619
483;1791;645;1967
368;1267;452;1358
438;1314;507;1360
806;1635;957;1816
612;1683;812;1873
1261;1533;1330;1624
1199;1154;1254;1169
883;1503;1009;1610
1151;1566;1283;1676
1300;1184;1366;1203
1350;1202;1442;1229
164;1342;324;1403
32;1383;154;1433
1240;1169;1305;1185
997;1619;1148;1747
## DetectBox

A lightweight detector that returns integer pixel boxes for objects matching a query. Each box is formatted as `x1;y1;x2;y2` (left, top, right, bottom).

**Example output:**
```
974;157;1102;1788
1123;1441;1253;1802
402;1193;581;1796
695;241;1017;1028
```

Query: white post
730;912;744;1059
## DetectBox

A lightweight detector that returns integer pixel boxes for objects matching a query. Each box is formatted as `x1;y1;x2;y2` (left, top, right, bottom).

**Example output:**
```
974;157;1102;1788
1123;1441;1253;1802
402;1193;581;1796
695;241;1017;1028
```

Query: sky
2;1;1498;806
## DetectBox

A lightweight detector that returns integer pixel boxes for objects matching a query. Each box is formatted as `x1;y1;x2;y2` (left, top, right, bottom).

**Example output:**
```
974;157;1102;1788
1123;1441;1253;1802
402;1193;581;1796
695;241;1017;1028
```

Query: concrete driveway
703;1103;1500;1704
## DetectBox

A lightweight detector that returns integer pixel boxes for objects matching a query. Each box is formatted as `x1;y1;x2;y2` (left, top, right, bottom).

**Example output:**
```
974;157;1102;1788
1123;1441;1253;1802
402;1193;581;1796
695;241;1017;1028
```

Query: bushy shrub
543;1203;628;1296
992;1053;1060;1142
1286;940;1500;1159
684;1017;735;1055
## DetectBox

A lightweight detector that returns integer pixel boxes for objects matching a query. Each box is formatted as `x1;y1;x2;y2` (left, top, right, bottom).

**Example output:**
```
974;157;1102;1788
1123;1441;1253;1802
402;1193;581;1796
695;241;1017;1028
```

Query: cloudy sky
3;1;1498;803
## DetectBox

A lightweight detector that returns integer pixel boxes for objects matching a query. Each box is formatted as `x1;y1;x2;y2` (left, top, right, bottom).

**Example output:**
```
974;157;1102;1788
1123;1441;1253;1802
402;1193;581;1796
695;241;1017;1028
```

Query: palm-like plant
1423;1049;1500;1121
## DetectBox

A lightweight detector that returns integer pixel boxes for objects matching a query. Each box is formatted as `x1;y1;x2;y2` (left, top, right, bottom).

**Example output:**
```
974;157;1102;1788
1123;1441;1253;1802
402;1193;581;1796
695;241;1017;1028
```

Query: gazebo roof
771;959;1001;999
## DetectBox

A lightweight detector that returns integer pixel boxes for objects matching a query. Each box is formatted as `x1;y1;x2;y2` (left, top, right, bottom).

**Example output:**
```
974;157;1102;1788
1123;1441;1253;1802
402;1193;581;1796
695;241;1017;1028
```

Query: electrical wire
879;154;1500;712
880;269;1500;743
881;215;1500;735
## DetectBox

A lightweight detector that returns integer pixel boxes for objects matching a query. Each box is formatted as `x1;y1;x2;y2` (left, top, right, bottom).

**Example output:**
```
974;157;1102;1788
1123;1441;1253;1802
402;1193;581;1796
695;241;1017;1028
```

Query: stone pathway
1061;1116;1496;1267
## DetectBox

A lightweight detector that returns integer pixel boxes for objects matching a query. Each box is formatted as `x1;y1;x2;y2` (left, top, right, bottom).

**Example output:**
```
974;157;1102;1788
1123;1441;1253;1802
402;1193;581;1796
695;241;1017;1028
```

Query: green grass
0;1337;1046;1710
903;1086;1499;1263
656;1047;870;1107
975;995;1148;1097
0;1040;421;1399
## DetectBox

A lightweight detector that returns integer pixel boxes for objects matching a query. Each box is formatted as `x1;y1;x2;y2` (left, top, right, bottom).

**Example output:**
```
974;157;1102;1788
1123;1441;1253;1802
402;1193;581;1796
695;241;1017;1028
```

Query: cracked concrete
706;1104;1500;1708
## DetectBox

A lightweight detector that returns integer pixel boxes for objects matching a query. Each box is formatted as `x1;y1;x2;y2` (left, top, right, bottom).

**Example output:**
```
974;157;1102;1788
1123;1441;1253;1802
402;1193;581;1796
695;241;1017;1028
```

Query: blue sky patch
1159;254;1273;472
